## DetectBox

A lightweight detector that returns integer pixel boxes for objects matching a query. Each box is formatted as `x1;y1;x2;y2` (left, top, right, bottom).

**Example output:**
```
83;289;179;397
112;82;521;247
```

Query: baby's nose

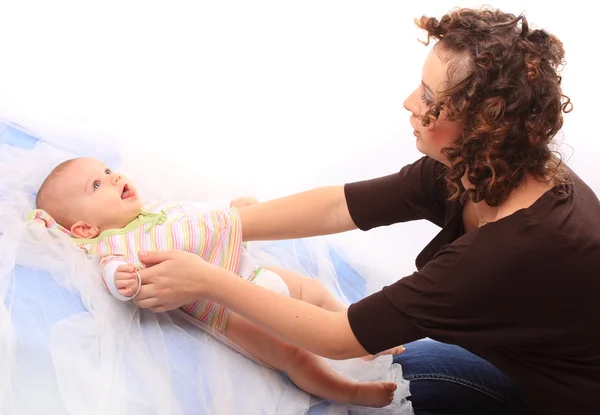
111;174;121;185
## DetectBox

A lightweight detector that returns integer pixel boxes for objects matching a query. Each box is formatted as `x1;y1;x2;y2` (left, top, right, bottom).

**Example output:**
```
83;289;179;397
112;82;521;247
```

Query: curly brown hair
415;7;572;205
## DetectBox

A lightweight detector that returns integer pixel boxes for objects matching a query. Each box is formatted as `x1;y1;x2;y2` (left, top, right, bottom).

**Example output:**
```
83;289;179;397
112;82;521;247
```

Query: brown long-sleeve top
345;156;600;414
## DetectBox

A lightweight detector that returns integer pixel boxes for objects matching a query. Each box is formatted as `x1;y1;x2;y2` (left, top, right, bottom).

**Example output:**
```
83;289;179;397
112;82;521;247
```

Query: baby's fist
114;264;140;298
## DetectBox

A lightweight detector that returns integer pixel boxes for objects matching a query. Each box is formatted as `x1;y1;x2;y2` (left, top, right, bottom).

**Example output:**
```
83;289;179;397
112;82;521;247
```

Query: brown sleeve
346;244;461;354
347;232;528;354
344;156;447;231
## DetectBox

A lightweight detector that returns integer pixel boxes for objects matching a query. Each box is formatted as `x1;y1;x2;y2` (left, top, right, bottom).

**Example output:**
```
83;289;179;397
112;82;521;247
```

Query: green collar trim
73;209;167;244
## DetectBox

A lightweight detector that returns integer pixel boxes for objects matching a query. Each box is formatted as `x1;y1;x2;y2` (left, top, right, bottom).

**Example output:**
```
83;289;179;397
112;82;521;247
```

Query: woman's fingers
132;250;213;311
133;296;159;309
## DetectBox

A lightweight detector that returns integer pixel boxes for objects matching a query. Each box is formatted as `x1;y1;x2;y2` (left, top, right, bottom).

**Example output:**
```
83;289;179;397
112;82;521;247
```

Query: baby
30;157;399;408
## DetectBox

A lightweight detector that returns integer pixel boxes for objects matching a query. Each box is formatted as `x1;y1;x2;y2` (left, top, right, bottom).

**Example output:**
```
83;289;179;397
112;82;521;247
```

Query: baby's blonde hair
36;158;81;228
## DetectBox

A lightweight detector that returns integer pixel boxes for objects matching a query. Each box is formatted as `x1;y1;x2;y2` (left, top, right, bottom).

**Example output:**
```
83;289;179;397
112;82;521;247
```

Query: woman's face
403;47;464;165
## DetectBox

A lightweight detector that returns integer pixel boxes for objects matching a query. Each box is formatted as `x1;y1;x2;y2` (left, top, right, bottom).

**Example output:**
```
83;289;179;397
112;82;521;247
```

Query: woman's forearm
238;186;357;241
208;266;368;359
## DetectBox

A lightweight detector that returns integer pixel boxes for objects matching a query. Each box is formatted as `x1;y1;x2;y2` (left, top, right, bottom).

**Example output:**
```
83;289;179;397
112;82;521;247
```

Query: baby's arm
101;257;140;301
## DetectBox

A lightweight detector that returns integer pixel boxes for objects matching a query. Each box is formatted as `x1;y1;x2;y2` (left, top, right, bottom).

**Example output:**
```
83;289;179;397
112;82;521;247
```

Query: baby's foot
361;345;406;361
349;381;397;408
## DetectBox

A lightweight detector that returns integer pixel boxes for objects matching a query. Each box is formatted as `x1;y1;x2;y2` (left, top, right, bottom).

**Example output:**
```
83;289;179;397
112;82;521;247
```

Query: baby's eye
93;181;101;190
105;169;112;175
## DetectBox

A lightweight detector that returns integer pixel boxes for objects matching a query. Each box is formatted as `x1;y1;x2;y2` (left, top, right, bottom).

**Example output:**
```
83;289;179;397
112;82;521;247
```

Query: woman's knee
395;339;528;415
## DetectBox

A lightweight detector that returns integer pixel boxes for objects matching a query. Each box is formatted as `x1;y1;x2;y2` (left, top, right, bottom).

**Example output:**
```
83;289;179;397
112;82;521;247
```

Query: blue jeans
393;339;529;415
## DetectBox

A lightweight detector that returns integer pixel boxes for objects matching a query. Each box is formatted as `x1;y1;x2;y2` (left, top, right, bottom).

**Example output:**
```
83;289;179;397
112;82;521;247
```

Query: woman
132;7;600;415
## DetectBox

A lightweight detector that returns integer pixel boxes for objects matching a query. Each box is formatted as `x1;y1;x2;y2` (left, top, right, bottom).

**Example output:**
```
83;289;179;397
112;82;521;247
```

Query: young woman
132;7;600;415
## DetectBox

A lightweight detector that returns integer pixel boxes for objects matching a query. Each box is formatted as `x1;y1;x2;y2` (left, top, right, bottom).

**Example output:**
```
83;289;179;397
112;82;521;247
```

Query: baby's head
36;158;142;239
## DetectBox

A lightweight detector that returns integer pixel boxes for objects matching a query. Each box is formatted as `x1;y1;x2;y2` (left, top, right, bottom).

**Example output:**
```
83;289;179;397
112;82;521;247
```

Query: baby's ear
71;221;100;239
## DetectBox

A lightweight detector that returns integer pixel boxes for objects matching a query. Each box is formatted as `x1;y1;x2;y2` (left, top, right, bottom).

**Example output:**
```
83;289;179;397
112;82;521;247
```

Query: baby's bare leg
264;266;405;359
264;266;346;312
225;312;396;407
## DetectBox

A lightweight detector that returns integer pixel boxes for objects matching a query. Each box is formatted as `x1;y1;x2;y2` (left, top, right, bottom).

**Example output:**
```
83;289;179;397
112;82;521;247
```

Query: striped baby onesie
30;201;243;334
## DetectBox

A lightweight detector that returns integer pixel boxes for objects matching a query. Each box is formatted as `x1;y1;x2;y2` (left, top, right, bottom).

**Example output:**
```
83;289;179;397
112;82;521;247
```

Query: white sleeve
103;260;134;302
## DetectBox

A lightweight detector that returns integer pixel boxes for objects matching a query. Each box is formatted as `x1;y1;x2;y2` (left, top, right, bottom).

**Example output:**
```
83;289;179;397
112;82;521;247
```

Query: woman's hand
132;250;218;312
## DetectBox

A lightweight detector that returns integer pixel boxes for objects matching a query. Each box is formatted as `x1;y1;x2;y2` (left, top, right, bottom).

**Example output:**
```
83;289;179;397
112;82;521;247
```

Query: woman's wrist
196;261;235;302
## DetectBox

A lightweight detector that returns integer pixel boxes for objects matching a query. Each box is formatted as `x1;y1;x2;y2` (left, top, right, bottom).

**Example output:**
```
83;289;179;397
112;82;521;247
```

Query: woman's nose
403;87;420;116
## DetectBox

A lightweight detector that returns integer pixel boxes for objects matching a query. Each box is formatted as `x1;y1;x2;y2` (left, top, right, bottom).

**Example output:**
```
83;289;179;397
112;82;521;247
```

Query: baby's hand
115;263;140;298
230;196;259;208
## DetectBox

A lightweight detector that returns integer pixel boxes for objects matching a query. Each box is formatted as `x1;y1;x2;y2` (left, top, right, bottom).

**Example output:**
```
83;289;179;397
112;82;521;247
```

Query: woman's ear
70;221;100;239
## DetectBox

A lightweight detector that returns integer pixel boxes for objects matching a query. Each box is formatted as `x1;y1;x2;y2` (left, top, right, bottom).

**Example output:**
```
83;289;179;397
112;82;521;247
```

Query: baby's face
61;158;142;235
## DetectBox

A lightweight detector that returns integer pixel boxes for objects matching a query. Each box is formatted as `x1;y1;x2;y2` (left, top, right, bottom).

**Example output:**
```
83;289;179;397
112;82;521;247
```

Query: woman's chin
415;138;426;154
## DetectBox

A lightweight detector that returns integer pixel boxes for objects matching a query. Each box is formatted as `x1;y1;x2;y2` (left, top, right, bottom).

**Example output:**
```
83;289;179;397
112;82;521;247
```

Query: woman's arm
209;265;368;359
133;250;369;359
237;186;357;241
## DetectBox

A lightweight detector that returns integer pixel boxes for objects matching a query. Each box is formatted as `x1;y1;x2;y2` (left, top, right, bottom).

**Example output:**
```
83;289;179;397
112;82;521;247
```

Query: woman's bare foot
347;381;397;407
362;345;406;361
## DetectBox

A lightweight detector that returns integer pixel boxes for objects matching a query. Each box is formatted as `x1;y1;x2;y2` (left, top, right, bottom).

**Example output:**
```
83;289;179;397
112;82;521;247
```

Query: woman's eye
420;93;433;106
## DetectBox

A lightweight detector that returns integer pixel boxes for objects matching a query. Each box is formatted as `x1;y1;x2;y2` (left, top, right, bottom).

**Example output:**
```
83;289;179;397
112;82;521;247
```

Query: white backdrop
0;0;597;285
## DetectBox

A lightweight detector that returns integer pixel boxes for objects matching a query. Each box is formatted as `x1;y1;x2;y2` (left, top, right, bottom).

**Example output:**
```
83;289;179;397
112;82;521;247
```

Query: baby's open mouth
121;184;133;200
